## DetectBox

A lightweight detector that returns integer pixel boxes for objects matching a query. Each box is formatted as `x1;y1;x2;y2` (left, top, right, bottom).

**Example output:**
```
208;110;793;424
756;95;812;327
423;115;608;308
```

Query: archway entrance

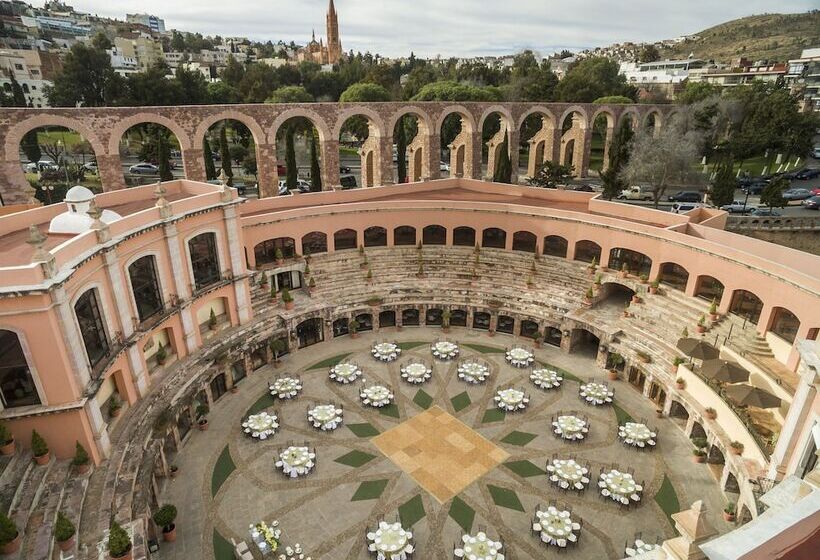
393;113;425;183
570;328;599;357
276;116;323;192
296;318;323;348
119;122;183;187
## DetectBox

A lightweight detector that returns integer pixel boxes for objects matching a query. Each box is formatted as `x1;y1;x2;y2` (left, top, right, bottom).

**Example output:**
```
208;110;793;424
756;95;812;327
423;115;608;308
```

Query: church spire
328;0;337;16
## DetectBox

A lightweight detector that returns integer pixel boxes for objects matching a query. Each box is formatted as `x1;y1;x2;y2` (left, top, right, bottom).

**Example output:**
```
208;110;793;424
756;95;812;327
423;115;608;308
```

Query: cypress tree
309;130;322;191
710;154;736;208
158;133;173;181
21;130;41;165
601;119;633;200
493;135;512;183
285;125;298;189
396;116;407;182
219;125;233;186
203;136;217;180
10;75;26;107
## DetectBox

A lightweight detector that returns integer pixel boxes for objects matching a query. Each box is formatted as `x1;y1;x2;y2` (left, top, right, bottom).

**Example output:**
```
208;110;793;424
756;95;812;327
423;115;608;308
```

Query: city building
0;48;60;106
689;58;788;87
125;12;165;34
113;35;163;72
787;47;820;112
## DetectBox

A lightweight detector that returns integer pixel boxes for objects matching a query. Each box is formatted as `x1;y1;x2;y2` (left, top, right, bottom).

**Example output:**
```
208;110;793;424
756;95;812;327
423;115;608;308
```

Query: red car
811;187;820;196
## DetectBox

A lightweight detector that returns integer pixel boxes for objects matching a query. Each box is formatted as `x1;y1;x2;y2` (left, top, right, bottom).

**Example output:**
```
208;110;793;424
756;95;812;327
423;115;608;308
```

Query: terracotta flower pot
655;410;664;418
730;447;743;456
676;382;685;390
649;286;658;295
110;407;121;418
275;259;283;266
76;462;90;475
34;452;50;466
631;296;641;304
607;370;619;381
692;455;705;463
0;439;14;456
57;535;75;552
710;314;720;322
350;332;358;339
705;410;717;420
198;420;209;431
0;533;20;554
696;325;706;334
488;330;495;337
162;525;177;543
230;386;239;394
284;301;294;311
723;512;735;522
110;549;132;560
169;467;179;479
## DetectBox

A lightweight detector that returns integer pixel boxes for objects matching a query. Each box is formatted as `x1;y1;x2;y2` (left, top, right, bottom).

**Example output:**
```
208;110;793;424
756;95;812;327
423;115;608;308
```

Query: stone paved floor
157;328;733;560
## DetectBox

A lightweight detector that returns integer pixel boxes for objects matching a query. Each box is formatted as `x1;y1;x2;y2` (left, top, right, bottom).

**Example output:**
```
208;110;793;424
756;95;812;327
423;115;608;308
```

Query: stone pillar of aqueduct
0;102;673;205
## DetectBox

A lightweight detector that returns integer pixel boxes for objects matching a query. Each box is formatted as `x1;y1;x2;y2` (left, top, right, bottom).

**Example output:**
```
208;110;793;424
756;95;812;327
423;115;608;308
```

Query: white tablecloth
372;342;400;362
598;469;642;504
530;368;562;390
546;459;590;490
400;362;432;384
494;388;529;411
618;422;656;448
626;540;659;557
269;377;302;399
308;405;343;431
533;507;580;547
275;446;315;478
579;382;613;405
506;347;534;368
552;415;588;441
249;521;281;556
458;361;489;384
431;341;459;360
367;522;414;560
360;385;394;407
329;363;361;384
454;531;504;560
242;412;279;440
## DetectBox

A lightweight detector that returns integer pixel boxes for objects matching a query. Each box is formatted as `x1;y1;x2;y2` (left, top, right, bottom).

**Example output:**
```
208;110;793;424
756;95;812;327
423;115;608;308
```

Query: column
84;398;111;460
321;139;340;190
426;133;441;180
379;135;394;186
223;206;252;324
52;287;92;389
600;127;615;173
0;159;31;204
256;143;279;198
163;223;198;353
508;128;520;184
469;132;482;180
181;148;206;182
684;274;699;297
550;128;562;165
577;127;592;178
96;153;127;191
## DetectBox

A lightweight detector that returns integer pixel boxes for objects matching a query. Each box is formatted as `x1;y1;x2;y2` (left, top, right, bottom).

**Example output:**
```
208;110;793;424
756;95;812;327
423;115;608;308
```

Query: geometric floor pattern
158;329;733;559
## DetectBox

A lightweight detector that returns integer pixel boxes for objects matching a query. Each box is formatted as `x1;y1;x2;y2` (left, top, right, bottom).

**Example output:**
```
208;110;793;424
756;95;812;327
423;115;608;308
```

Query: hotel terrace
0;102;817;560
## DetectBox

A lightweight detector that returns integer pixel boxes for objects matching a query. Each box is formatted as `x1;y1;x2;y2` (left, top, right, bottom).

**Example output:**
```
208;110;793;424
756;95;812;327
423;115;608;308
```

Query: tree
175;65;210;104
601;119;634;199
555;57;636;103
493;136;512;183
621;121;703;207
411;81;501;102
285;125;298;189
265;85;313;104
306;72;345;101
46;42;118;107
710;153;736;207
760;176;788;210
638;45;661;63
219;126;233;186
678;82;721;105
527;160;574;188
157;133;173;181
229;144;248;166
202;136;217;180
242;150;257;178
396;116;408;182
207;81;242;104
8;75;26;106
309;131;322;191
593;95;634;104
21;130;41;164
339;82;391;102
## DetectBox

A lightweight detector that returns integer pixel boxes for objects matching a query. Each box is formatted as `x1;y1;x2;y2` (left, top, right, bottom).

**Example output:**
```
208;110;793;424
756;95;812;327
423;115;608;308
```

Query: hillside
660;12;820;63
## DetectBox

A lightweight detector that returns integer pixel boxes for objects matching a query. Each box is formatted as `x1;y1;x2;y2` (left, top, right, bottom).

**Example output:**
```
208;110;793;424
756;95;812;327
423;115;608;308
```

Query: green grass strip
334;450;377;468
481;408;506;423
654;475;680;528
211;445;236;498
246;393;275;416
379;403;401;418
463;343;505;354
504;460;545;478
537;360;582;383
413;389;434;409
613;402;635;425
451;391;472;412
448;496;475;533
347;423;380;438
398;341;427;350
213;529;237;560
308;353;352;370
351;479;390;501
487;484;525;512
501;431;538;446
398;494;426;527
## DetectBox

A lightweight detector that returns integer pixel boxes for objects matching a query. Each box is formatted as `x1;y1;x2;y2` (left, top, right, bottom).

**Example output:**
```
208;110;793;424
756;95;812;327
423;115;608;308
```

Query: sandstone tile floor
156;328;733;560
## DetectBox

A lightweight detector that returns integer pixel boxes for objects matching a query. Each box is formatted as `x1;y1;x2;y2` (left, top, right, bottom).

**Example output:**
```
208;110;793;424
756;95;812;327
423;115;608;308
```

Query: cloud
75;0;815;57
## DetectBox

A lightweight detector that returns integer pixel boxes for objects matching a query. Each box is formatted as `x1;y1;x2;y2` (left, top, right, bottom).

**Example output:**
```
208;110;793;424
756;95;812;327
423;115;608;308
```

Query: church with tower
298;0;343;65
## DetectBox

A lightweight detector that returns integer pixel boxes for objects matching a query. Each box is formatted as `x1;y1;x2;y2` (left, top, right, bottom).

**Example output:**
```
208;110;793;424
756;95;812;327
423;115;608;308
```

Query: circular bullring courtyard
160;328;732;560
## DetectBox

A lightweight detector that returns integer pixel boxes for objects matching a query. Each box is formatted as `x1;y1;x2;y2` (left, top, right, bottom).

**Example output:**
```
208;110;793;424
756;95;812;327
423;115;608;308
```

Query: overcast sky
71;1;815;57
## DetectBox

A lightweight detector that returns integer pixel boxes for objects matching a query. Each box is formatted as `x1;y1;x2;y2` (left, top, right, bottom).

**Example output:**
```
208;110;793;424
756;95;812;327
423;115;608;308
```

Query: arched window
520;319;540;338
426;308;443;325
482;227;506;249
379;310;396;327
402;308;420;326
695;275;724;302
334;229;357;251
769;308;800;343
129;256;163;323
659;263;689;291
394;226;417;246
543;236;568;258
332;318;349;337
364;226;387;247
450;309;467;326
355;313;373;331
301;232;327;255
473;311;490;330
512;231;537;253
574;240;601;263
0;330;40;408
422;225;446;245
254;237;295;265
497;315;514;334
75;289;110;369
453;226;475;247
609;248;652;276
188;232;220;290
729;289;764;323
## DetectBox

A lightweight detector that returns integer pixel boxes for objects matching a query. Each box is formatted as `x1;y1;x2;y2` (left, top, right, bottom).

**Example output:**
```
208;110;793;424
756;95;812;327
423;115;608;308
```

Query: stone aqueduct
0;101;676;204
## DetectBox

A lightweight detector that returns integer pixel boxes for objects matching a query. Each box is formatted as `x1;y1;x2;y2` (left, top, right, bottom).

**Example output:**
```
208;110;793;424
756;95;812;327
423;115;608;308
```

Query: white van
670;202;707;213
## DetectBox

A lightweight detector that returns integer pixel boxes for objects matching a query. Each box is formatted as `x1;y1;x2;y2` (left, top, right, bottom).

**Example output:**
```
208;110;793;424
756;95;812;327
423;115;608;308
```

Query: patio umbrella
723;384;782;409
701;359;750;384
676;338;719;360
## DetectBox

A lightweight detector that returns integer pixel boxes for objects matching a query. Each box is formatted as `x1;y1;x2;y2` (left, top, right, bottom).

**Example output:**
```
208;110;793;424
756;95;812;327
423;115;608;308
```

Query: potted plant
416;262;425;278
281;288;294;310
442;310;452;332
676;377;686;390
303;248;311;263
640;273;649;284
72;441;91;475
359;244;365;256
649;280;659;295
705;407;717;420
303;263;311;277
258;273;268;288
416;240;423;252
619;263;629;278
0;513;20;555
608;353;624;380
723;503;736;522
269;282;277;302
349;319;359;339
655;409;664;418
153;504;178;543
696;314;707;334
587;256;597;273
691;437;707;463
729;441;744;456
366;267;373;283
0;423;14;456
636;350;651;364
108;521;132;560
360;255;369;270
594;272;602;286
109;395;122;418
230;382;239;394
584;287;594;305
533;333;543;348
709;299;720;321
208;308;218;331
488;328;496;337
31;430;49;465
274;247;284;265
269;335;286;366
631;293;642;304
367;296;382;307
474;243;480;254
155;342;167;366
526;274;535;289
671;356;684;373
681;326;689;338
169;464;179;479
623;302;630;317
196;404;209;431
54;511;76;551
308;276;316;295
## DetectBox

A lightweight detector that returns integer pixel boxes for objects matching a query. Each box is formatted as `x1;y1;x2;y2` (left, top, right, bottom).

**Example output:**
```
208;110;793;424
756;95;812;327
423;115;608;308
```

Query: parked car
278;179;311;193
782;188;813;201
339;174;358;189
795;168;820;180
339;165;352;174
719;201;752;214
276;164;286;175
82;162;98;173
742;182;767;195
572;184;595;192
813;146;820;159
25;160;59;173
617;185;653;201
749;207;781;217
668;191;702;203
670;202;707;213
811;187;820;196
802;196;820;210
128;162;159;175
440;161;450;173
